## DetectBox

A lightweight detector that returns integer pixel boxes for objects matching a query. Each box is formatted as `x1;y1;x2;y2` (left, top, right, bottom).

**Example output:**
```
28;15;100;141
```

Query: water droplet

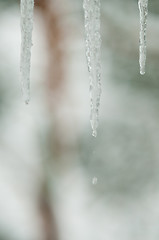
92;177;98;185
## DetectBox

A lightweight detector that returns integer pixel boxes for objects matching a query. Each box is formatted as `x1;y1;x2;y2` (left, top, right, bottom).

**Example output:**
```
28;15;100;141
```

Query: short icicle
83;0;102;137
138;0;148;75
20;0;34;104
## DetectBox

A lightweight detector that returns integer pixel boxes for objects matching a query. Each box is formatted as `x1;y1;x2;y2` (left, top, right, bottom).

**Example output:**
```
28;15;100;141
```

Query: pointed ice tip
92;130;97;138
140;71;145;75
24;98;30;105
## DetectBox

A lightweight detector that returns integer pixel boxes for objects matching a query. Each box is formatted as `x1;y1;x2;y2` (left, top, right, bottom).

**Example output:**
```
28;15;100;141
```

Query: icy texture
83;0;102;137
20;0;34;104
138;0;148;75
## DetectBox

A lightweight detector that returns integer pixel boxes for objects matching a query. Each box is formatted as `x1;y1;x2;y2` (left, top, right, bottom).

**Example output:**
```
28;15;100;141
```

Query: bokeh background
0;0;159;239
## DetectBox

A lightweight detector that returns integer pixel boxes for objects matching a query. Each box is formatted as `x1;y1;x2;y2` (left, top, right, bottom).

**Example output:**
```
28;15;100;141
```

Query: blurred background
0;0;159;239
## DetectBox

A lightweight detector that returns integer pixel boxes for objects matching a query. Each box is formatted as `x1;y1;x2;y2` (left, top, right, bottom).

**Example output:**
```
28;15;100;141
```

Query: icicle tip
140;71;145;75
140;66;145;75
92;129;97;138
23;96;30;105
25;99;30;105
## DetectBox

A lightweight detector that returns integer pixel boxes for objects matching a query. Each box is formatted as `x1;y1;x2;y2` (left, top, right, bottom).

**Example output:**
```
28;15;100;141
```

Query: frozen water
20;0;34;104
83;0;102;137
138;0;148;75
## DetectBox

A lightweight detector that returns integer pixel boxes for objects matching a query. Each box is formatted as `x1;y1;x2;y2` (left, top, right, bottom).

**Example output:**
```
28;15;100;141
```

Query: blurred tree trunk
36;0;67;160
39;181;59;240
35;0;67;240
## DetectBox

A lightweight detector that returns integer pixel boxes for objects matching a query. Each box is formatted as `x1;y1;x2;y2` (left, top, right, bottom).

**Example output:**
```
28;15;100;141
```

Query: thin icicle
138;0;148;75
20;0;34;104
83;0;102;137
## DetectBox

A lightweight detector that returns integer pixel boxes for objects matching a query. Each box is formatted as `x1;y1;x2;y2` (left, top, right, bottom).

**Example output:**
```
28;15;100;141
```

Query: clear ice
83;0;102;137
20;0;34;104
138;0;148;75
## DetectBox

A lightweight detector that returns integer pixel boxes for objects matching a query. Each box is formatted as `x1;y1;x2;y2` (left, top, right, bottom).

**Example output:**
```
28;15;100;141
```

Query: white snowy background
0;0;159;240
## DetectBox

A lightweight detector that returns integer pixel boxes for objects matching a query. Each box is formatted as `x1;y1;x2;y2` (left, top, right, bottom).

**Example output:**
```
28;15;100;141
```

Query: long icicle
138;0;148;75
20;0;34;104
83;0;102;137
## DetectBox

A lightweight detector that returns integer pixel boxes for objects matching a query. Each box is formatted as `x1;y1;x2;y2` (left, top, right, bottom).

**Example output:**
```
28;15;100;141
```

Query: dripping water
92;177;98;185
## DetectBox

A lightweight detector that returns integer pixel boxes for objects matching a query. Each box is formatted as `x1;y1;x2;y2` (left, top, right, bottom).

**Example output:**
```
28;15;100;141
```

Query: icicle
83;0;102;137
138;0;148;75
20;0;34;104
